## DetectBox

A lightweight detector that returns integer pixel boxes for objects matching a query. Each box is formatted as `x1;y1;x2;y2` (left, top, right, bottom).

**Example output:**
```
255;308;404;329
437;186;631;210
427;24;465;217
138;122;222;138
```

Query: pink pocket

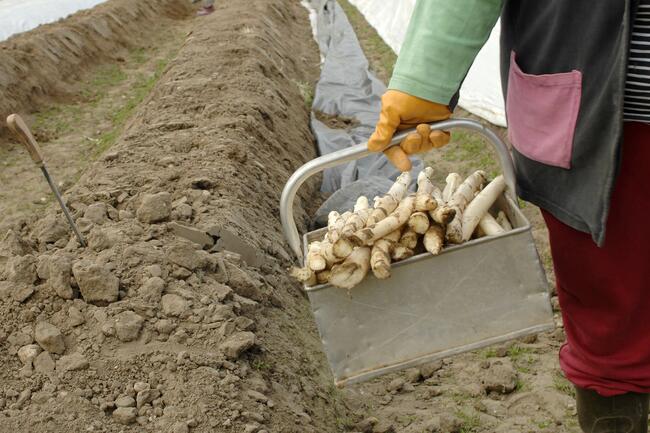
506;52;582;169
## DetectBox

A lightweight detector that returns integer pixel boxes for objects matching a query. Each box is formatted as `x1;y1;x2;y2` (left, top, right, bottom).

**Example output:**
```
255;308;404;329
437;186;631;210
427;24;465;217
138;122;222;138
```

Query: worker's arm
389;0;504;104
370;0;503;171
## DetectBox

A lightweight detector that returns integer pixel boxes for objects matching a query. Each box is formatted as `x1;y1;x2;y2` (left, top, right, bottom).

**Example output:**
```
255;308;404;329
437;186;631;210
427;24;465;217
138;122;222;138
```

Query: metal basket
280;119;554;387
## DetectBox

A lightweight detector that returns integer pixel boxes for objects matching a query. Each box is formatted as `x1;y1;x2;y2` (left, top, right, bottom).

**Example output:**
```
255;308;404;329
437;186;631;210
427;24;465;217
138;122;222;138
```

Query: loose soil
0;0;195;234
314;110;360;131
0;1;349;432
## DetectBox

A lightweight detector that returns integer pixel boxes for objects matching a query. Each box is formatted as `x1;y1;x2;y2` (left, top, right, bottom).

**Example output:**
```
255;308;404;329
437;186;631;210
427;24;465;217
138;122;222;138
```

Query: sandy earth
0;1;578;432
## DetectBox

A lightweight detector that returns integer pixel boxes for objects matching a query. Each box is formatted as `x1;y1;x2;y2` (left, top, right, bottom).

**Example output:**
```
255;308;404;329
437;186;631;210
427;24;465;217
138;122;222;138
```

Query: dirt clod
35;215;69;244
140;276;166;302
161;294;189;317
84;203;108;225
68;306;85;326
34;321;65;354
114;310;145;342
72;260;119;304
137;192;172;224
17;344;42;365
4;255;37;285
49;254;74;299
481;360;519;394
115;395;136;408
113;407;138;425
420;360;444;379
33;351;55;373
56;352;89;372
221;331;256;360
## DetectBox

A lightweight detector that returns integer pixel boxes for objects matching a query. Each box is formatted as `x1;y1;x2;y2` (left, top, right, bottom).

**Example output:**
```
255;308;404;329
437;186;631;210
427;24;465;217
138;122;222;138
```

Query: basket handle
280;118;516;263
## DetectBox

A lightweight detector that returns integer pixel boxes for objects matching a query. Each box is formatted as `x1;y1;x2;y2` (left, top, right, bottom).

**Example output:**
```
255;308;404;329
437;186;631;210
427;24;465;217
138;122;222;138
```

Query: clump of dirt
0;0;191;136
314;110;360;131
0;1;351;432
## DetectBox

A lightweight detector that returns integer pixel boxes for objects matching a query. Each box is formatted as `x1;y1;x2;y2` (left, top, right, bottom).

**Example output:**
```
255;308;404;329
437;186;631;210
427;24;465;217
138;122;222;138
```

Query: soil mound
0;0;348;432
0;0;191;135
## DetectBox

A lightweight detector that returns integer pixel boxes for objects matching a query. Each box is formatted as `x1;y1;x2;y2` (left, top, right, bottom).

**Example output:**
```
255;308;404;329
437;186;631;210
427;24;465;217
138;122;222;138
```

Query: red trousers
542;122;650;396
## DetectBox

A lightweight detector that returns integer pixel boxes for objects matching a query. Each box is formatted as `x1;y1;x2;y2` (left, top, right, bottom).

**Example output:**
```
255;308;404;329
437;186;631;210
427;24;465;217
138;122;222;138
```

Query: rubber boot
576;386;649;433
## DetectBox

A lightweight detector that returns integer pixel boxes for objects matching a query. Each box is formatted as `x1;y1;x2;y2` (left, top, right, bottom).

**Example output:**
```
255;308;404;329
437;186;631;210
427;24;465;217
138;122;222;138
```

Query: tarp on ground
348;0;506;127
0;0;108;42
303;0;422;227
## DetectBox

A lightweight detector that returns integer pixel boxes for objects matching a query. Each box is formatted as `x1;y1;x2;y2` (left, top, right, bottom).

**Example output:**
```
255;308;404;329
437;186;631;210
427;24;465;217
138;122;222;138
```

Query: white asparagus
329;247;371;290
408;211;431;234
328;211;352;243
478;213;505;237
319;238;345;266
370;229;401;279
316;269;331;285
399;228;418;250
391;245;414;261
332;238;354;259
351;194;416;245
497;210;513;231
290;266;316;286
430;186;456;225
460;175;505;241
446;171;488;243
443;173;463;203
415;167;437;212
334;197;371;258
367;172;411;225
306;241;326;271
423;223;445;255
340;196;371;238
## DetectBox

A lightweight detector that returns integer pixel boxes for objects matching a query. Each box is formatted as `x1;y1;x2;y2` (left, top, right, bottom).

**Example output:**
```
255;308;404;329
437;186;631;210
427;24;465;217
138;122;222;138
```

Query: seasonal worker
369;1;650;432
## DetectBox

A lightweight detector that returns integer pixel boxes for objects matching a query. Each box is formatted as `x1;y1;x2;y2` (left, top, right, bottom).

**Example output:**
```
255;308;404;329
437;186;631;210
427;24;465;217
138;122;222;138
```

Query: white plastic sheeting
348;0;507;126
0;0;108;42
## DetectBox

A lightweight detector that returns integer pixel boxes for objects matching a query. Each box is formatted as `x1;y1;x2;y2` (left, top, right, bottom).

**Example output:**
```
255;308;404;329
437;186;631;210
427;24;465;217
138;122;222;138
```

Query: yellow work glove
368;90;452;171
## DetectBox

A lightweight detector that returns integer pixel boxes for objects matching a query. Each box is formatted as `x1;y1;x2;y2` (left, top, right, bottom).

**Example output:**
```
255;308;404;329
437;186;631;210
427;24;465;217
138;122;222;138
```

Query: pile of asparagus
291;167;512;290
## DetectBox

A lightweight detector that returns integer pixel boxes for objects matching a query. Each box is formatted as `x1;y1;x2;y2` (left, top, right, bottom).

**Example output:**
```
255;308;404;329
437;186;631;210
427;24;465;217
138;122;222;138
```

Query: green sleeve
389;0;503;105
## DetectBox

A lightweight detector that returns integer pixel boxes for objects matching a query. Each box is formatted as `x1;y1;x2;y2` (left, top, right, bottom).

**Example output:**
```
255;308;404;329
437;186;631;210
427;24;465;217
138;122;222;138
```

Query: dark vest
500;0;639;245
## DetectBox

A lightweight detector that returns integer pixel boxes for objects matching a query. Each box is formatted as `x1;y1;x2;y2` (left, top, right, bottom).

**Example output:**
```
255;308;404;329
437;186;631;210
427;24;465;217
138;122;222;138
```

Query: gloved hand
368;90;452;171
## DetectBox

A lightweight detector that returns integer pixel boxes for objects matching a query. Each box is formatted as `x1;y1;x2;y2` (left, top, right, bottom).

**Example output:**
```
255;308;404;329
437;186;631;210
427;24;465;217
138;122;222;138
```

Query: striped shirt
624;2;650;122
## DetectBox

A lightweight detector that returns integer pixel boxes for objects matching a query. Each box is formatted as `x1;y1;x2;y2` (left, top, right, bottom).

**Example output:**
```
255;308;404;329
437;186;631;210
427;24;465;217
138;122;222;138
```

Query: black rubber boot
576;386;649;433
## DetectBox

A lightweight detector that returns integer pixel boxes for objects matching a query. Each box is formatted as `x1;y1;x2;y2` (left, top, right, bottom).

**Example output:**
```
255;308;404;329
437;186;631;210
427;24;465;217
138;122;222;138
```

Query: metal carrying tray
280;119;554;387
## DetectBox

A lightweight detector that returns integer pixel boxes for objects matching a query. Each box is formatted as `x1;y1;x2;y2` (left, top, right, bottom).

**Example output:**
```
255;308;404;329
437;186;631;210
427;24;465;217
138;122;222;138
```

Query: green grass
337;0;396;83
34;105;83;137
82;64;128;103
480;348;498;359
93;57;170;155
507;344;533;360
129;47;149;65
515;378;527;392
397;414;418;426
456;410;482;433
535;419;553;429
444;130;501;178
295;80;314;109
553;370;576;398
251;358;271;371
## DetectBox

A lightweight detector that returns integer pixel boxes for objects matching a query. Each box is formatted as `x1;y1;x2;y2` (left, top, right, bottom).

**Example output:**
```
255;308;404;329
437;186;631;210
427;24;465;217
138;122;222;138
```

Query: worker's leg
575;387;649;433
541;121;650;430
